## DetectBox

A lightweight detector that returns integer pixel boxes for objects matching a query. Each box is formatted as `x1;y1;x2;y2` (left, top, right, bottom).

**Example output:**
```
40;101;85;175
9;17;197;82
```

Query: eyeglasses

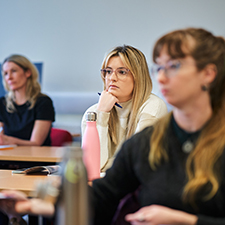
100;68;130;80
151;61;182;78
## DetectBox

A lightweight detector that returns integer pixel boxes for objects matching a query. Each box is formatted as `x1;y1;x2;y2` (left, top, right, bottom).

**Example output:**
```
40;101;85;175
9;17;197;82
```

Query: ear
202;63;217;84
25;69;32;78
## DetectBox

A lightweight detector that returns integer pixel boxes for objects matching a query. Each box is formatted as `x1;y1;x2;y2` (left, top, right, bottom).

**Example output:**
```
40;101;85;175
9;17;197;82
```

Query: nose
157;69;167;84
109;71;118;81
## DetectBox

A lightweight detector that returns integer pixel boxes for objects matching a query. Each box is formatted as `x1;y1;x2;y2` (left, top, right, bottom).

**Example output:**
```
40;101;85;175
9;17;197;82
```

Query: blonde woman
0;54;55;146
82;45;167;171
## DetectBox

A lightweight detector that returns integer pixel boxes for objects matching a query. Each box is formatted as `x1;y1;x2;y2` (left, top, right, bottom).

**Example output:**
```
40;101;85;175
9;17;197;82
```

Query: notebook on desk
12;165;61;175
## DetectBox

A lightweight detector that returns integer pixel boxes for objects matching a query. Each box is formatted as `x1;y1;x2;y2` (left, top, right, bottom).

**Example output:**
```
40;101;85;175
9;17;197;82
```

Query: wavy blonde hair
149;28;225;206
1;54;41;112
101;45;152;149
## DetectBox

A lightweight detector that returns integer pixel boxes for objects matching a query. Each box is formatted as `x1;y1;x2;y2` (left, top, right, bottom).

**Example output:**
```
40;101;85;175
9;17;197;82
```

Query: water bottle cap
86;112;97;121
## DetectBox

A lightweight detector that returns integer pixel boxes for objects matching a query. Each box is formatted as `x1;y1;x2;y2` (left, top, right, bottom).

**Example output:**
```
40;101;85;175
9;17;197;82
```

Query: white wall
1;0;225;107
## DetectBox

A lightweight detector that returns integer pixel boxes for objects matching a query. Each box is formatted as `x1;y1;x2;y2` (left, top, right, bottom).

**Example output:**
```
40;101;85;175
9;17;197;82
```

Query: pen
98;92;122;108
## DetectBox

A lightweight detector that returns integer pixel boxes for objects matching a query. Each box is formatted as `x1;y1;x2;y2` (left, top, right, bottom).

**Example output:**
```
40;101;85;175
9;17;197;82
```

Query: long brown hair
149;28;225;205
101;45;152;149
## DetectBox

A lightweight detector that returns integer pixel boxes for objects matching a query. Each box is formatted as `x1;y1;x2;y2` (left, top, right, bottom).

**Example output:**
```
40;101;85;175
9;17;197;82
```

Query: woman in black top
0;54;55;146
1;28;225;225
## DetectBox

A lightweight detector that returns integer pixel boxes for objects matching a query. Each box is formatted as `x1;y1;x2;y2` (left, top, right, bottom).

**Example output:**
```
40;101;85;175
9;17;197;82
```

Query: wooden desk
0;146;66;169
0;146;65;162
0;170;60;197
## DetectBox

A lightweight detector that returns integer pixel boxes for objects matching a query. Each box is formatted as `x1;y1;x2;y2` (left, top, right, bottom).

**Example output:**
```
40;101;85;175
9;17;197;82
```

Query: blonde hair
1;54;41;112
149;28;225;206
101;45;152;150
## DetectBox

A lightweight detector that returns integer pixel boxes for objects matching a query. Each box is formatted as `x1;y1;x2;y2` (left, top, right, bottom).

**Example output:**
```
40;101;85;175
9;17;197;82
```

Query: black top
0;95;55;146
92;117;225;225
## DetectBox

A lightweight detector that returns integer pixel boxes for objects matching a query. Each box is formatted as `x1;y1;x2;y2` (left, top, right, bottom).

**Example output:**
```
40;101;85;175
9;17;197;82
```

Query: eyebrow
156;58;180;65
105;66;128;69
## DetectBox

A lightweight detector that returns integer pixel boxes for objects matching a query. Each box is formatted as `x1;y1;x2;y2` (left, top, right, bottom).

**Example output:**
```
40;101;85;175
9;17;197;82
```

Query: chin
164;98;175;106
10;88;17;91
108;89;118;96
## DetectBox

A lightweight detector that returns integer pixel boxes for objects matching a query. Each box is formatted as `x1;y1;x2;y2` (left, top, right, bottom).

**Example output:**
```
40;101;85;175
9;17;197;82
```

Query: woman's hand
0;133;12;145
125;205;198;225
97;90;119;112
0;190;28;218
0;190;55;217
0;120;52;146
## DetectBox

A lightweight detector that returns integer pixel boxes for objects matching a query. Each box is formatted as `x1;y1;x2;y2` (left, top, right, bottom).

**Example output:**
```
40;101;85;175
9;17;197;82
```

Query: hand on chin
107;88;118;98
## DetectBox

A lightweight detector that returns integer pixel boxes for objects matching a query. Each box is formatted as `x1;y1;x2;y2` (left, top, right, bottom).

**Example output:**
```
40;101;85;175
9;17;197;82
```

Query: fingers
0;134;4;145
0;191;29;215
101;90;119;102
125;212;146;222
125;208;152;225
0;134;10;145
30;199;55;216
97;91;119;112
14;199;54;216
1;190;27;200
0;191;55;217
14;201;32;214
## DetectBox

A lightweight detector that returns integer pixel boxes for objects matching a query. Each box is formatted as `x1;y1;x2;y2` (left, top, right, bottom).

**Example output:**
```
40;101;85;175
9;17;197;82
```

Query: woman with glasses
82;45;168;171
1;27;225;225
87;28;225;224
0;55;55;147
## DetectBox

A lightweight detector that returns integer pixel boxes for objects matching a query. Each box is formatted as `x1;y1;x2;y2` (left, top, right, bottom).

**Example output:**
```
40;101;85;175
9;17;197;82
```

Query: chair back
50;128;73;146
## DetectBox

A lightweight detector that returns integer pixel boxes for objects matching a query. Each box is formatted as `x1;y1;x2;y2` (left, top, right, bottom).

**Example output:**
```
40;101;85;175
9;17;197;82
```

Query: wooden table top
0;146;66;162
0;170;60;197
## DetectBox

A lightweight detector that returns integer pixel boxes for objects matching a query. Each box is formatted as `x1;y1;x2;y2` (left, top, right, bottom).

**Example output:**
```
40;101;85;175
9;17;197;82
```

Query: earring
201;85;208;91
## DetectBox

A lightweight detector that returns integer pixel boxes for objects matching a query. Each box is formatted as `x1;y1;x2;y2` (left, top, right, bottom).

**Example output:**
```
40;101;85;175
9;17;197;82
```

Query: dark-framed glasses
100;68;130;80
151;61;181;78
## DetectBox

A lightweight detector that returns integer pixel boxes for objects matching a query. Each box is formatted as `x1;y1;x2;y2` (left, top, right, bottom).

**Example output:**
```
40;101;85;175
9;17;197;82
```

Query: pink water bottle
82;112;100;181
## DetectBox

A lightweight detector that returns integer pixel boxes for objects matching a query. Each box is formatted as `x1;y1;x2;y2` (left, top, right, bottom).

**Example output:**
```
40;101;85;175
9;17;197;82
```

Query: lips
160;88;168;96
109;85;118;89
8;82;15;86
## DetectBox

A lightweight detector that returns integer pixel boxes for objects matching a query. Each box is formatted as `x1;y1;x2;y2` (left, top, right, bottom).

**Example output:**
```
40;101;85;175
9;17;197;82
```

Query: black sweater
92;120;225;225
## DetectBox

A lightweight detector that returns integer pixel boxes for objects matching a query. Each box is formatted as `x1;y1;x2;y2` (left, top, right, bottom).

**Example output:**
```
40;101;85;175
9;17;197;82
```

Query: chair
50;127;73;146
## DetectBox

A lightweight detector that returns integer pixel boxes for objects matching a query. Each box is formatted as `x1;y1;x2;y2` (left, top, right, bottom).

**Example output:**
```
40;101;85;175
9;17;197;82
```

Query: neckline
171;115;201;153
118;98;132;107
115;99;132;117
13;101;30;108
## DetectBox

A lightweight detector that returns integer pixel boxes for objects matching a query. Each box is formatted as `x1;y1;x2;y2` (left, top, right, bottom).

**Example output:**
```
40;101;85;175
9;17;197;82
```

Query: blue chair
0;62;43;97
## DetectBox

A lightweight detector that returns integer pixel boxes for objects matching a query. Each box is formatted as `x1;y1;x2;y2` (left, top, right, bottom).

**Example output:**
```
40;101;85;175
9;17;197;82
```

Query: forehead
106;56;126;67
3;61;21;70
155;46;172;64
154;36;195;63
